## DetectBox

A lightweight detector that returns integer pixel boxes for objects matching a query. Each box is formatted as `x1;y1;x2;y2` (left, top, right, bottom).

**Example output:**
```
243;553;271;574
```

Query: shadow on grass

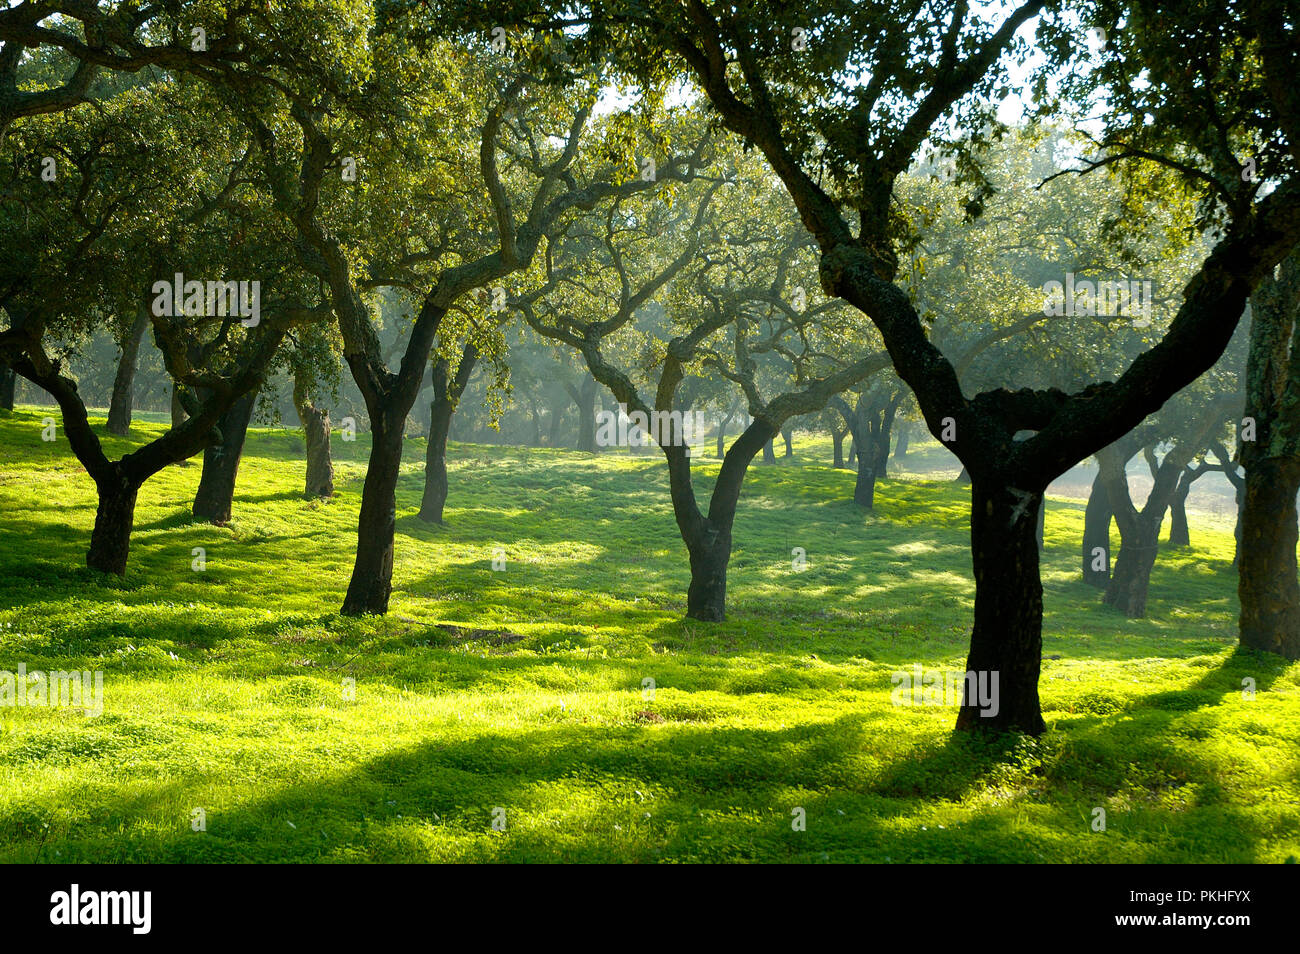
9;709;1270;863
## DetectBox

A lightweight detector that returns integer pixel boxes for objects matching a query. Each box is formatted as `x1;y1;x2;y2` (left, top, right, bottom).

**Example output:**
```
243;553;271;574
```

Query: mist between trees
0;0;1297;742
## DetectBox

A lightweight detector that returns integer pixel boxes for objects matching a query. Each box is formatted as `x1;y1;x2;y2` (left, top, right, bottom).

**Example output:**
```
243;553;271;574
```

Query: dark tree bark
105;305;150;435
1239;254;1300;659
1104;518;1161;618
1239;456;1300;657
853;440;875;508
956;480;1046;734
762;438;776;464
1081;471;1112;587
0;361;15;411
419;344;478;524
343;413;404;616
87;473;141;575
781;424;793;457
292;377;334;498
191;389;258;526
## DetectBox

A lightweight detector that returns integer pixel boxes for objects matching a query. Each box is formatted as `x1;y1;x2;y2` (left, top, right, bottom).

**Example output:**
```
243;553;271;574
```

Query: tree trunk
106;305;150;436
576;376;598;452
0;361;16;411
191;390;257;526
87;474;140;576
342;416;404;616
781;425;793;458
955;465;971;485
675;421;776;622
957;480;1047;735
1167;479;1191;547
685;528;733;622
293;386;334;499
1103;519;1160;618
832;428;846;468
762;438;776;464
420;388;453;523
893;418;911;459
1239;456;1300;659
853;443;875;508
419;347;477;523
1082;473;1111;587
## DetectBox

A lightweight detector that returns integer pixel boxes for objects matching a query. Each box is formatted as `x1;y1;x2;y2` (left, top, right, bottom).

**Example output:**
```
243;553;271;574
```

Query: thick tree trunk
419;390;453;523
191;390;257;526
832;428;846;468
1237;251;1300;656
762;438;776;464
87;475;140;576
685;528;733;622
1082;473;1112;587
853;444;875;508
781;425;793;458
294;389;334;499
1103;519;1161;618
0;361;16;411
342;417;404;616
1239;456;1300;658
957;480;1047;735
1167;482;1191;547
106;306;150;436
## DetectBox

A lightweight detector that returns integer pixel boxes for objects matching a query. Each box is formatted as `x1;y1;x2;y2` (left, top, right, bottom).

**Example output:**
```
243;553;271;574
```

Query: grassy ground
0;404;1296;863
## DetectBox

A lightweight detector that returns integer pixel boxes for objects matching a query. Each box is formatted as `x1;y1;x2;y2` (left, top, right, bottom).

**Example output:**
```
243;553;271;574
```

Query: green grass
0;404;1297;863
